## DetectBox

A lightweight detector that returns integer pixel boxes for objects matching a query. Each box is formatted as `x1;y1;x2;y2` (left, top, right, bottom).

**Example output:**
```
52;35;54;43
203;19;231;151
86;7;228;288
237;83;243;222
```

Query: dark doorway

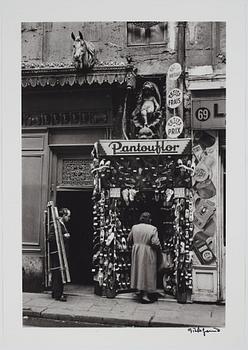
56;191;93;285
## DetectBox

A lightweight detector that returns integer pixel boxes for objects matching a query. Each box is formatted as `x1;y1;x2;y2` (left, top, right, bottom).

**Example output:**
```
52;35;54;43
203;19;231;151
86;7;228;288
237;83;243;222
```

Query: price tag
109;188;121;198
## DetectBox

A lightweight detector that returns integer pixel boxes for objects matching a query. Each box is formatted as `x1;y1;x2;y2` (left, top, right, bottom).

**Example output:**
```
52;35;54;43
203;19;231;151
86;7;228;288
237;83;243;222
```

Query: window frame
126;22;168;47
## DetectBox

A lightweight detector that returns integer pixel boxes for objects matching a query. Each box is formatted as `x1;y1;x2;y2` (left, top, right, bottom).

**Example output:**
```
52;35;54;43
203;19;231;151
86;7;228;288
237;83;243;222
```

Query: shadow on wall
22;256;44;292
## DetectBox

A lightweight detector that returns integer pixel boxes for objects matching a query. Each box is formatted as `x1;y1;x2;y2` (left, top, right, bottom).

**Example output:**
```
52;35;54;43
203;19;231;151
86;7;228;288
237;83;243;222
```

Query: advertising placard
166;116;184;138
167;63;182;80
167;88;183;109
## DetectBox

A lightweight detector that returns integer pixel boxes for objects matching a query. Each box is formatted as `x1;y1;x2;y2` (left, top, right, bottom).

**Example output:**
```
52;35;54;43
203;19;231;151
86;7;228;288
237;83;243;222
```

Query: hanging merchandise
91;140;194;302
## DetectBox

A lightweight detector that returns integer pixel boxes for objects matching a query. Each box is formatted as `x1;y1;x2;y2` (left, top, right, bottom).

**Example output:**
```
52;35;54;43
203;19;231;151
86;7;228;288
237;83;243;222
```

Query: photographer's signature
188;326;221;336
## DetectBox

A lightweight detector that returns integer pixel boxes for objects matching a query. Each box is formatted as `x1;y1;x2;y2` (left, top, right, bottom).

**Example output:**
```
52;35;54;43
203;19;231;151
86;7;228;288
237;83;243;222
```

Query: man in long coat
127;212;161;303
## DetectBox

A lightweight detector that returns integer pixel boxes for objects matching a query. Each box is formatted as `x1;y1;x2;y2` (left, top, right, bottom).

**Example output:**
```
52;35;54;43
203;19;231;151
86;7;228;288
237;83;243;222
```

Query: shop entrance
56;190;93;285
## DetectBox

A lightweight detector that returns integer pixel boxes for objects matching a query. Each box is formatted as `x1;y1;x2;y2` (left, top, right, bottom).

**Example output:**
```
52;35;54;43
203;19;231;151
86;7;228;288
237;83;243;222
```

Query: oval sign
166;116;184;138
168;63;182;80
195;107;210;121
167;88;183;109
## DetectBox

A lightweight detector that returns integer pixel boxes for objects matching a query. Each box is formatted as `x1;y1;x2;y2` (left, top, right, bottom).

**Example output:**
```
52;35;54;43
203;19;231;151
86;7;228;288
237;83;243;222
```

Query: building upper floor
22;21;226;76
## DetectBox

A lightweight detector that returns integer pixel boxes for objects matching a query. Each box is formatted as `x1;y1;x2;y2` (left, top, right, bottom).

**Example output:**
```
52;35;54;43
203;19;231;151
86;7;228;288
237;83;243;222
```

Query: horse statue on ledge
71;31;96;70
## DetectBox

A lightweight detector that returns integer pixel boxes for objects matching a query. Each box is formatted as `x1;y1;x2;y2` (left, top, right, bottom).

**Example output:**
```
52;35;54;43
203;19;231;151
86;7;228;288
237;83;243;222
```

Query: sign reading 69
195;107;210;121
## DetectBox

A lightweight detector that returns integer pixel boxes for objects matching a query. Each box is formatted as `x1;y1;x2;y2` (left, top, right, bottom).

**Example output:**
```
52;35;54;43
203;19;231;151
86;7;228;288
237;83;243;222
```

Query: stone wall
23;255;44;292
21;21;226;73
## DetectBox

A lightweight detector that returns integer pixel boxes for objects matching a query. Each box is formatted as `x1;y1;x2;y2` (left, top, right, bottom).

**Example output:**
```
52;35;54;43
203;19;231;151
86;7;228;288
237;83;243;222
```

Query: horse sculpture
71;31;96;70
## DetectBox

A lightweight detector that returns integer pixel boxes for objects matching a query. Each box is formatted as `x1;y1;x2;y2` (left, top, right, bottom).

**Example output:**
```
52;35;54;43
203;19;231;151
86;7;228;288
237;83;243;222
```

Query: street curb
23;309;220;327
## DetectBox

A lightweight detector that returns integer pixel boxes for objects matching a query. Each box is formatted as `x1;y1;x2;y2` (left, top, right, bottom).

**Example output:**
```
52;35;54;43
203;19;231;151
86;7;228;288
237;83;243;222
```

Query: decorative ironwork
21;63;136;88
62;159;93;187
22;110;111;127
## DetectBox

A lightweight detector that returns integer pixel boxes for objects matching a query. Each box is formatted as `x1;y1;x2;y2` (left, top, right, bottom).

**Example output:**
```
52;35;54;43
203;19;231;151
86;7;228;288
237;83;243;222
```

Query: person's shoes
55;295;67;302
148;293;158;302
140;296;153;304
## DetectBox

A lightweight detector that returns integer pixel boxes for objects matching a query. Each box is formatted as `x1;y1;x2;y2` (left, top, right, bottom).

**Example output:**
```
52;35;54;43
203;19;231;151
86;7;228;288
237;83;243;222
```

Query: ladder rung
50;251;58;254
50;267;62;271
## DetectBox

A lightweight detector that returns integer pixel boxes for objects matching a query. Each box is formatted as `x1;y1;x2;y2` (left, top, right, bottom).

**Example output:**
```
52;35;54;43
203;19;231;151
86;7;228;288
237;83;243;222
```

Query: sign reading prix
166;116;184;138
167;88;183;109
167;63;182;81
97;139;191;157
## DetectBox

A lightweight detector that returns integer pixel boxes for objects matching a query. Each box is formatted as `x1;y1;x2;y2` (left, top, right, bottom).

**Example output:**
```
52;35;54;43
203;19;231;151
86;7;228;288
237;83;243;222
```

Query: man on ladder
48;207;71;301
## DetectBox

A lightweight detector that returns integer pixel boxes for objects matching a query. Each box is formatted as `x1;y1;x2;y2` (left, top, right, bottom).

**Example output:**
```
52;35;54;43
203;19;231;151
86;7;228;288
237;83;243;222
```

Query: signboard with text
97;139;191;157
168;63;182;81
192;97;226;129
166;116;184;138
167;88;183;109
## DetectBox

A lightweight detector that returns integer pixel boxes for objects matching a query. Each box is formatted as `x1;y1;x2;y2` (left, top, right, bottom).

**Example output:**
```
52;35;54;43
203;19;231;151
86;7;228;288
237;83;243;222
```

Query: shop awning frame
22;63;136;88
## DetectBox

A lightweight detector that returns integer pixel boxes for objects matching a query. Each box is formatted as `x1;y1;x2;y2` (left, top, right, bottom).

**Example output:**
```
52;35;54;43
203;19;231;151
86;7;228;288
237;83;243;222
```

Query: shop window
127;22;167;46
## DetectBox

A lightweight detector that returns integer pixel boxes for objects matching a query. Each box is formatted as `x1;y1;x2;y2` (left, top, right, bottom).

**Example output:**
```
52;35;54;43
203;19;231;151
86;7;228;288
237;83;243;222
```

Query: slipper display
193;162;209;183
105;231;114;246
194;198;216;229
129;188;138;201
195;177;216;199
122;189;129;206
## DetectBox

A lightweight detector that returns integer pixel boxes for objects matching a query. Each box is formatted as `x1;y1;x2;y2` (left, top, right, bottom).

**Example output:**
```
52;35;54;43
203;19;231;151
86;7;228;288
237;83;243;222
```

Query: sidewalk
23;289;225;327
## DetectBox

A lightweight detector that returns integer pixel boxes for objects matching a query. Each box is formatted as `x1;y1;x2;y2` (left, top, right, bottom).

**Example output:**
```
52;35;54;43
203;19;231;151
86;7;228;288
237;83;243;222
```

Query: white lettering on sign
192;98;226;129
168;63;182;81
195;107;210;121
166;116;184;138
167;88;183;109
97;139;191;156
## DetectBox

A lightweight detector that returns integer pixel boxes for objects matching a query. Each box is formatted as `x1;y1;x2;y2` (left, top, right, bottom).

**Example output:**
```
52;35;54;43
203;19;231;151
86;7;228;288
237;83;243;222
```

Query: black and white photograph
21;20;226;328
0;0;247;349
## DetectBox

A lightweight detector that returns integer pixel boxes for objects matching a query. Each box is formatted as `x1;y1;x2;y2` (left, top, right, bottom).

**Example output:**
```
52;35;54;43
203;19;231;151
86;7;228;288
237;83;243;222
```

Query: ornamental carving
22;110;111;127
130;81;163;139
62;159;93;187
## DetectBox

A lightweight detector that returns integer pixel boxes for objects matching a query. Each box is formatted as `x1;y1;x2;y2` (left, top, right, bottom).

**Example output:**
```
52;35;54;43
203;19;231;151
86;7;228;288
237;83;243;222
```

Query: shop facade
22;22;225;303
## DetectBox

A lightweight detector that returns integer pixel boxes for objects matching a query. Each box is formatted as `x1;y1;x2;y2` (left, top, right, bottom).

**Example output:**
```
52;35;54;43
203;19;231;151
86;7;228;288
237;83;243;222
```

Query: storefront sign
97;139;191;156
166;116;184;138
167;88;183;109
192;97;226;129
167;63;182;80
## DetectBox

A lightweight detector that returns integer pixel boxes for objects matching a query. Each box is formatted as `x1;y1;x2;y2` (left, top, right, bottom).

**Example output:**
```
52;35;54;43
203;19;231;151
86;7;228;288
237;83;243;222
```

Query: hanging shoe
122;189;129;206
106;231;114;246
129;188;138;202
121;237;127;250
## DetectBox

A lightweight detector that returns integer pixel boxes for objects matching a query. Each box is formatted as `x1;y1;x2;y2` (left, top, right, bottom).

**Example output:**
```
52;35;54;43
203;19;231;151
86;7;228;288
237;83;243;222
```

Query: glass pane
127;23;146;45
149;23;166;43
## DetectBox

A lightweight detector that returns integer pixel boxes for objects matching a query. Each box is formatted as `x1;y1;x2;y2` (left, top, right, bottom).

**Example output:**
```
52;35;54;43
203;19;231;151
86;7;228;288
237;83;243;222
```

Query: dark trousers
51;270;64;299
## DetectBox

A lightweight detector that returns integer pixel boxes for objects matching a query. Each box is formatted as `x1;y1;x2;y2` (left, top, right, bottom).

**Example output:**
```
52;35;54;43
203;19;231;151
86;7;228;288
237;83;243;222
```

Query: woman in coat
127;212;162;303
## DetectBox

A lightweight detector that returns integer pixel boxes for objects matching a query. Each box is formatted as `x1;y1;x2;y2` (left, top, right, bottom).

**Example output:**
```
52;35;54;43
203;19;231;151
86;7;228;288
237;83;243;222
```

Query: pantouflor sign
166;116;184;138
167;88;183;109
97;139;191;156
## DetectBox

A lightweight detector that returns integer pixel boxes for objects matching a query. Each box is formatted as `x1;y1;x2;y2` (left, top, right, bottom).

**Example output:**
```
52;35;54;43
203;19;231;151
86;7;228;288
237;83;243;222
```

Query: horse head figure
71;31;96;70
